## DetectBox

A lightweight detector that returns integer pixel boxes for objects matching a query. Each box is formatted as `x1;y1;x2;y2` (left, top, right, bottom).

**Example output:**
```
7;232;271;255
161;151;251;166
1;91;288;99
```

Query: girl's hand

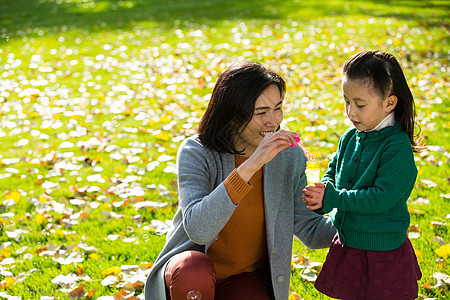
302;182;326;210
237;130;301;182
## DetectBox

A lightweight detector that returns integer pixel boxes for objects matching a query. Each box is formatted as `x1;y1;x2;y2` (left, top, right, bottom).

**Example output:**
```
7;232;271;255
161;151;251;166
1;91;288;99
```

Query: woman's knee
165;251;215;300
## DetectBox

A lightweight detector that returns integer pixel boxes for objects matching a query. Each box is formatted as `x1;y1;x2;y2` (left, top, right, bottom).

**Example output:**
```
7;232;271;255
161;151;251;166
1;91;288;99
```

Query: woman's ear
385;95;398;113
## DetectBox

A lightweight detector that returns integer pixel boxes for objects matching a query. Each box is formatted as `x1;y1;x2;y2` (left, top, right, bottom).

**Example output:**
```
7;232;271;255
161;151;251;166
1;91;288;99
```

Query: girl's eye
254;112;266;116
356;105;365;108
275;107;282;111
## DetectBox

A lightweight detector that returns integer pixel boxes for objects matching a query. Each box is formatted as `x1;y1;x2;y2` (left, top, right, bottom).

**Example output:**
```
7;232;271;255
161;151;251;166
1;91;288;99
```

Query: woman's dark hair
343;50;423;152
198;61;286;154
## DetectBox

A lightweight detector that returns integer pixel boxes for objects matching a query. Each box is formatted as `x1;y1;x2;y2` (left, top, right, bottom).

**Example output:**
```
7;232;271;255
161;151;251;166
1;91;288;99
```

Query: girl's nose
346;104;354;117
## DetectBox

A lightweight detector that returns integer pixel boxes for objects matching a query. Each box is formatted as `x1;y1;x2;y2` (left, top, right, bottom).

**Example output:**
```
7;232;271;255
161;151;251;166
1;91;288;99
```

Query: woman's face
234;84;283;156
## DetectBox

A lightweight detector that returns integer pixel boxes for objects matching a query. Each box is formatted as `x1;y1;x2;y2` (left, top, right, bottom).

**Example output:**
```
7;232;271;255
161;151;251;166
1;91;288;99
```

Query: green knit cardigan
322;123;417;251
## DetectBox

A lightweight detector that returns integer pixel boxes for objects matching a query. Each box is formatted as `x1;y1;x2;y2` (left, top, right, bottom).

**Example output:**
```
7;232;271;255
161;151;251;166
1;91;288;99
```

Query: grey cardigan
144;136;336;299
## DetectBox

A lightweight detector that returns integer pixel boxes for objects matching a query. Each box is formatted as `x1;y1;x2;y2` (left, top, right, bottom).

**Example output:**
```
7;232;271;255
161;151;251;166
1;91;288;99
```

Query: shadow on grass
0;0;448;43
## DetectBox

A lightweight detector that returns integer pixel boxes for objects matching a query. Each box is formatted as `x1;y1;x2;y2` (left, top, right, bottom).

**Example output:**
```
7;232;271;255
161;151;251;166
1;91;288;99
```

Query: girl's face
342;76;394;132
234;84;283;156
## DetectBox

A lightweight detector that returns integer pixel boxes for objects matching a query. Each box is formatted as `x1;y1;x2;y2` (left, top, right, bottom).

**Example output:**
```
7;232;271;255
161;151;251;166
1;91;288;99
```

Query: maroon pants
164;250;274;300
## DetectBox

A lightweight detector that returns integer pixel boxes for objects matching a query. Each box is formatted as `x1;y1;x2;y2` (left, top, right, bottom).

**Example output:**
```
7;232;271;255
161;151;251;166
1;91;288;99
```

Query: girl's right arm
321;152;337;185
321;127;354;186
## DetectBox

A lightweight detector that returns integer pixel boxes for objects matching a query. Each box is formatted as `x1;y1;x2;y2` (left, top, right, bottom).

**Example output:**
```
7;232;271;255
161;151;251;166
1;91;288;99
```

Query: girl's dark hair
343;50;423;152
198;61;286;154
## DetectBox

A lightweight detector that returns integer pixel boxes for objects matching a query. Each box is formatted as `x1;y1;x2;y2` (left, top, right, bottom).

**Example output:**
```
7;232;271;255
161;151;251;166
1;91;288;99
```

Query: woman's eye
357;105;365;108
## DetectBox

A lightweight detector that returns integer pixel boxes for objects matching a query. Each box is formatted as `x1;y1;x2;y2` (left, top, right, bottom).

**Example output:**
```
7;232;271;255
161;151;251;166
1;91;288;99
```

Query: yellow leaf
0;248;10;258
289;292;302;300
5;277;14;289
435;244;450;259
415;249;423;262
408;207;425;215
101;266;121;277
139;262;153;269
35;214;46;227
5;191;21;204
89;253;99;260
0;218;8;226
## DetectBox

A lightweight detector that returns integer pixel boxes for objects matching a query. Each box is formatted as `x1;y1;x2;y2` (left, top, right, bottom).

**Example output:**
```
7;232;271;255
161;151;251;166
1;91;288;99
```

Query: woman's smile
260;130;276;137
234;84;283;156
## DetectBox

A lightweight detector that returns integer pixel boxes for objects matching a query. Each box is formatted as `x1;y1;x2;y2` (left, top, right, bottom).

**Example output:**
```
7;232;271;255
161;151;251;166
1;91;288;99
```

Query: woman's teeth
261;131;275;136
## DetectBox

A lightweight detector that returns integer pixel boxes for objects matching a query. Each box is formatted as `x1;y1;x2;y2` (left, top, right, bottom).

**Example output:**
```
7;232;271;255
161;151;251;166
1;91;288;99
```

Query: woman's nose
264;112;278;126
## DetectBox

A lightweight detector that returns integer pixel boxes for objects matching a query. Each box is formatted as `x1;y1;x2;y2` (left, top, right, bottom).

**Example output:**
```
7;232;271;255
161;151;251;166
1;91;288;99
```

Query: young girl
302;50;423;300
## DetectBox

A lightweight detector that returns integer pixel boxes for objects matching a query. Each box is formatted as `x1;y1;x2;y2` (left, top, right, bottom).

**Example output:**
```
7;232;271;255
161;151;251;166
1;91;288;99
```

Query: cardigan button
277;276;285;283
271;247;277;254
348;177;353;183
354;156;359;162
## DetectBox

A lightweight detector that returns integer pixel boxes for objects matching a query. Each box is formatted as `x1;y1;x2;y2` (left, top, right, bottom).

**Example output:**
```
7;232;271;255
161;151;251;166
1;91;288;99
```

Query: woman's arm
237;130;301;182
177;139;238;245
178;131;301;245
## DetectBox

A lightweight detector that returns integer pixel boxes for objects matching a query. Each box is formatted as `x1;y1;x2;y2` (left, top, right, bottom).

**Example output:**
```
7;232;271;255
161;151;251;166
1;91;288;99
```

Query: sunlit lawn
0;0;449;299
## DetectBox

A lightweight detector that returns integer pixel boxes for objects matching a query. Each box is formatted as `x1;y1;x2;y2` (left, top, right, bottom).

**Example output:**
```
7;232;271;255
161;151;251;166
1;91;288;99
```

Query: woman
144;61;336;300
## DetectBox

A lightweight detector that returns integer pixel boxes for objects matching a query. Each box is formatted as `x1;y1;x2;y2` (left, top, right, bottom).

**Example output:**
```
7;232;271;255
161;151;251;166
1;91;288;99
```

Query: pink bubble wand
290;137;320;185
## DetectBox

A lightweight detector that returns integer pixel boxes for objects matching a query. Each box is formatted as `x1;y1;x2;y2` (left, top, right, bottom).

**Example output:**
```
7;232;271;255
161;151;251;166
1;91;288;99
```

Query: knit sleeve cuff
322;181;338;214
224;168;253;205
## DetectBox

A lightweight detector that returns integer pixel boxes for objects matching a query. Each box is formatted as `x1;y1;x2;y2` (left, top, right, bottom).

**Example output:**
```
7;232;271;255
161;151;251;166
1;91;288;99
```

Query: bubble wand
290;137;320;186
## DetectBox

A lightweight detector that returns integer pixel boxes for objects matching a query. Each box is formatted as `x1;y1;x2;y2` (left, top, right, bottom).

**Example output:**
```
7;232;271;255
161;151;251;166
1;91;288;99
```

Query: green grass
0;0;449;298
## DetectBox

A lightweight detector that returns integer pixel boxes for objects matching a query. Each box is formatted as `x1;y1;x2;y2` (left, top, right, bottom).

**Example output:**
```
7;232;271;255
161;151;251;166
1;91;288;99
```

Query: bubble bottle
304;151;320;186
291;137;320;185
187;290;202;300
289;137;320;185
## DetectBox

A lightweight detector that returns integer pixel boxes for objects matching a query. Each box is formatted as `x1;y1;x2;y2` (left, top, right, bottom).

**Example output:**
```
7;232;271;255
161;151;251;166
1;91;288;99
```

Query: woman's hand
237;130;301;182
302;182;326;210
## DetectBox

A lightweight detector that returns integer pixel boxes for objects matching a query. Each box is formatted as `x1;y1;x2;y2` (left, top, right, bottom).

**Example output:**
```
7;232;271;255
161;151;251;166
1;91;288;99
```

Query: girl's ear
385;95;397;113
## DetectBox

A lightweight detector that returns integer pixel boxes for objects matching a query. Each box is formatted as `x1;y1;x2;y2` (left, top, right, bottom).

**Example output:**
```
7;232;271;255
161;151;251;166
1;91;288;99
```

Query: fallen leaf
435;244;450;259
68;285;87;299
101;275;118;286
4;277;14;289
431;221;447;229
51;273;79;287
431;235;446;247
433;272;450;285
420;179;438;188
300;268;318;282
408;207;425;215
289;292;302;300
101;266;121;277
5;191;20;204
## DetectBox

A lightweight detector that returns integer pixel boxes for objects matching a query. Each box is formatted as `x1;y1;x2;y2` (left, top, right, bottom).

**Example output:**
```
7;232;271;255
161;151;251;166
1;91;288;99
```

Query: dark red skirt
314;235;422;300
